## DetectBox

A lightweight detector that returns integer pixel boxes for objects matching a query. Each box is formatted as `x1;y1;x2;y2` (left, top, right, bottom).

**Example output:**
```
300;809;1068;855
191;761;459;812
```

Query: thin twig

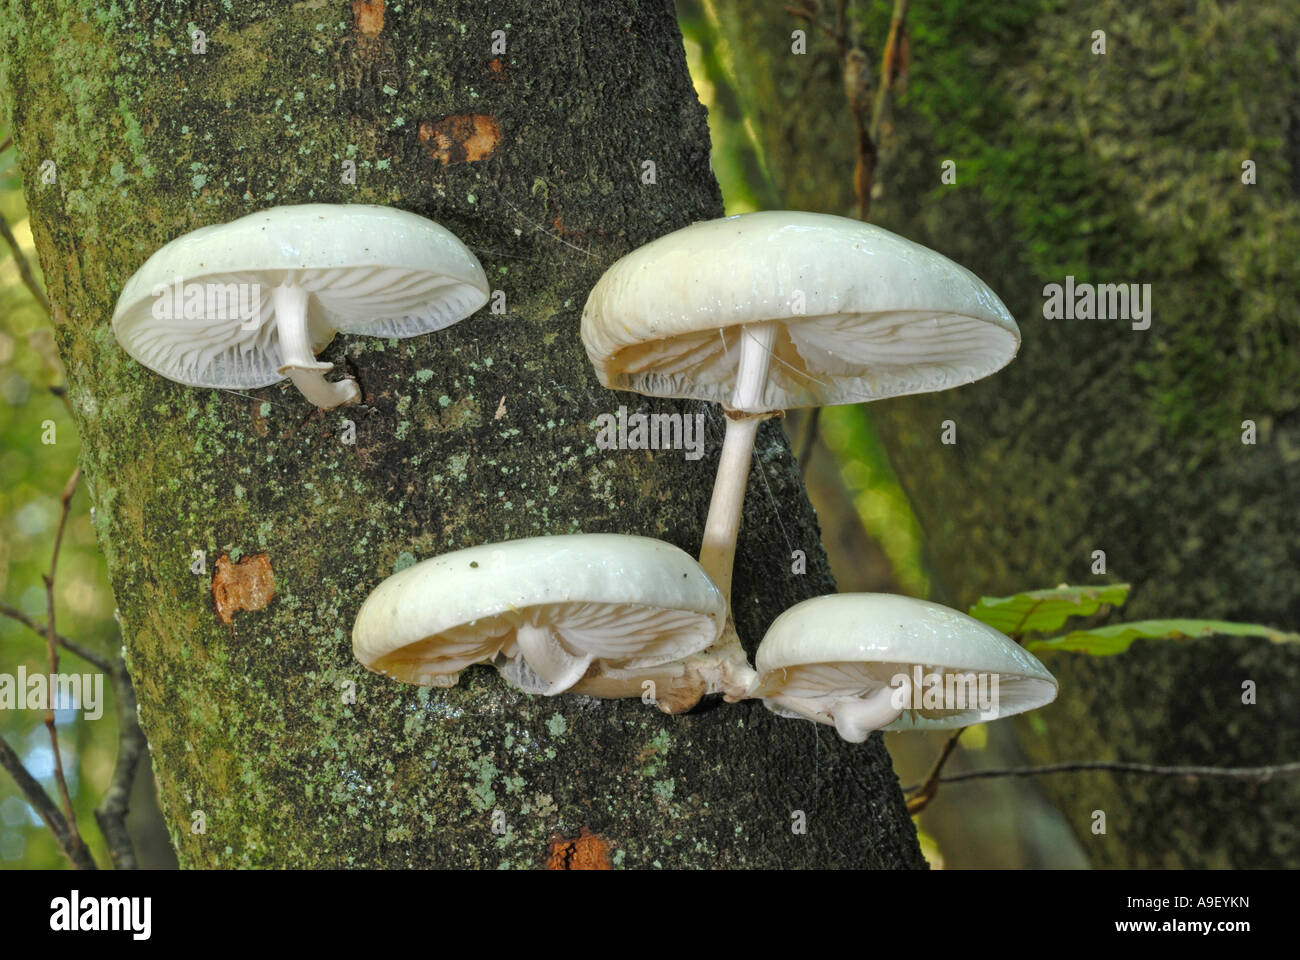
870;0;911;144
906;605;1043;811
906;726;966;813
0;135;12;153
0;208;51;315
836;0;851;56
784;3;838;44
902;760;1300;794
40;467;90;866
0;737;98;869
0;602;111;671
94;657;146;869
796;408;821;471
3;570;145;868
1;466;143;869
47;384;76;419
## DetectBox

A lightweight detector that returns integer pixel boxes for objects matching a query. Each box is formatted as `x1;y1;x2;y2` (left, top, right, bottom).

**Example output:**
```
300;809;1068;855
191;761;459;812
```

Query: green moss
0;0;923;869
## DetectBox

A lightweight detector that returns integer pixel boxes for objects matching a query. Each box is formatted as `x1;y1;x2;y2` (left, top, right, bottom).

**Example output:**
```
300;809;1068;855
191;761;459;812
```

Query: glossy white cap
582;211;1019;413
753;593;1057;736
352;534;725;694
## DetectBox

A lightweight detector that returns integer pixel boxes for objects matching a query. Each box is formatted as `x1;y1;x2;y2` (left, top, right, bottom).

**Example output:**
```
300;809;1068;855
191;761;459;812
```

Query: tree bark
0;1;924;868
712;0;1300;867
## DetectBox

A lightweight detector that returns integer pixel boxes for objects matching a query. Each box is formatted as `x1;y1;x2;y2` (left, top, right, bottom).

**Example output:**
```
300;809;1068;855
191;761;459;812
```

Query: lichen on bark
0;0;924;868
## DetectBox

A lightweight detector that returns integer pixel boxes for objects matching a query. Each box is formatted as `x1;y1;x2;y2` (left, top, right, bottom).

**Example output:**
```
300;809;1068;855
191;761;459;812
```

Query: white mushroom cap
112;203;489;392
753;594;1057;738
352;534;726;694
581;211;1019;413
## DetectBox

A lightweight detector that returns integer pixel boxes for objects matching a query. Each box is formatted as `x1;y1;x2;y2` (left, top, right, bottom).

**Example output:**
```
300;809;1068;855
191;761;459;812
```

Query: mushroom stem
514;622;594;695
698;321;777;598
697;414;761;600
272;281;360;409
660;322;780;711
765;676;912;742
570;661;707;715
831;682;910;743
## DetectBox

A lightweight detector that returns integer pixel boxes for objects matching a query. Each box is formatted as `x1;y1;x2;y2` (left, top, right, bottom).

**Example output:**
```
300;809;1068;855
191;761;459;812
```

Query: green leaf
1026;619;1300;656
968;584;1131;637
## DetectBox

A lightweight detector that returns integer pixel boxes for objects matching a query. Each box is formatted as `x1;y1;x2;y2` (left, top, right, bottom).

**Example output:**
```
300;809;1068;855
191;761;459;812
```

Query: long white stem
699;321;777;598
273;282;360;409
655;323;780;709
697;415;760;600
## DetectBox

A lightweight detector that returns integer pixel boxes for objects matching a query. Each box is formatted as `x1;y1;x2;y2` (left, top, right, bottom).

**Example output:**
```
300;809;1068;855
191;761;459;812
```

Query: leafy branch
905;584;1298;813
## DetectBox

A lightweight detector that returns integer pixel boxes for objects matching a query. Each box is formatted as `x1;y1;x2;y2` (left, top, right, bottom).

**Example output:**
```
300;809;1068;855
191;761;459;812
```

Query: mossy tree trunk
0;0;925;868
712;0;1300;867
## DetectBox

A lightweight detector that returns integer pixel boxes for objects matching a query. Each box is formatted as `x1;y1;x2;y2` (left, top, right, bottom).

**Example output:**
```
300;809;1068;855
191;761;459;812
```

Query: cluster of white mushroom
353;210;1059;740
112;204;1058;743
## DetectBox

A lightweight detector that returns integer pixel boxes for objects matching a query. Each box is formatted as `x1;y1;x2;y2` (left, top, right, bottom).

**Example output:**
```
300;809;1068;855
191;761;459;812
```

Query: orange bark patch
545;827;613;870
488;57;504;73
212;554;275;625
352;0;385;36
419;113;501;165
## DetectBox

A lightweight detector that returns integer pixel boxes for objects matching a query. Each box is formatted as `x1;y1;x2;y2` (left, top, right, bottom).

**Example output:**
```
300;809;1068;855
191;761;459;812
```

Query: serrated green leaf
968;583;1131;637
1025;619;1300;656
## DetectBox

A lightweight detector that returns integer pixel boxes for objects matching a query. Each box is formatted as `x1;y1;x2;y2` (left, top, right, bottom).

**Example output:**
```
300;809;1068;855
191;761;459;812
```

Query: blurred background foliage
3;0;1296;868
1;128;110;868
0;130;172;870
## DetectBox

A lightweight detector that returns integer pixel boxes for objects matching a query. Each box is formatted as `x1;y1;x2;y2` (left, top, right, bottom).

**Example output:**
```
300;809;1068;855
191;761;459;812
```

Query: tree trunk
712;0;1300;867
0;1;924;868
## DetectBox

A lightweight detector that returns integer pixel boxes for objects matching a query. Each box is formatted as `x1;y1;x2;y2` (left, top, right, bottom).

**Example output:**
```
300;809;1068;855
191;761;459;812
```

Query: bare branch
0;602;112;671
784;4;838;44
869;0;911;144
94;658;146;869
796;408;821;472
800;0;915;473
904;759;1300;795
906;726;966;813
0;207;51;315
907;606;1069;811
40;467;90;865
0;736;98;869
2;466;143;867
48;384;77;420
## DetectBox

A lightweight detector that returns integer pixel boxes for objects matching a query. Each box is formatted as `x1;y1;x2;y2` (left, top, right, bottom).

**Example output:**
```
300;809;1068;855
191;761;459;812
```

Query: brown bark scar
352;0;385;37
212;553;275;625
419;113;502;165
545;827;612;869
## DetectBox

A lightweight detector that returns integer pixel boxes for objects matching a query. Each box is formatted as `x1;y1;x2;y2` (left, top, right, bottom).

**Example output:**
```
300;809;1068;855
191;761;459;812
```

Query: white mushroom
112;203;489;409
751;593;1058;742
352;534;725;709
582;211;1021;708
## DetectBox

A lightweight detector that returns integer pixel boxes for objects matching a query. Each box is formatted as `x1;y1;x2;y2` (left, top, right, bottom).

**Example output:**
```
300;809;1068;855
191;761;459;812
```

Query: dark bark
0;0;924;868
